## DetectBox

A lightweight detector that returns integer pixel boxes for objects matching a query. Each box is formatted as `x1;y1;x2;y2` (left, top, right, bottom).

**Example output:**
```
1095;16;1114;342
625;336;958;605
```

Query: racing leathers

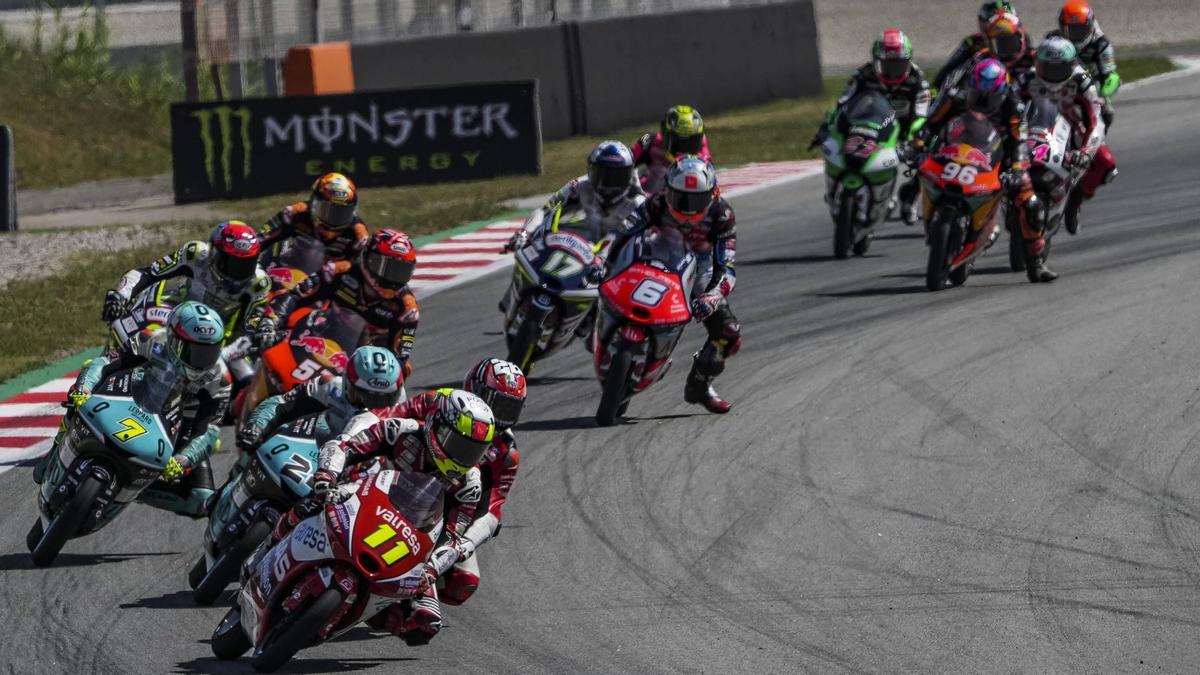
632;131;713;195
37;329;230;516
1046;24;1119;126
934;30;1036;89
266;265;419;376
382;390;519;606
306;414;483;645
615;192;741;411
819;63;933;222
924;82;1054;281
107;240;271;385
1017;64;1116;226
259;201;371;273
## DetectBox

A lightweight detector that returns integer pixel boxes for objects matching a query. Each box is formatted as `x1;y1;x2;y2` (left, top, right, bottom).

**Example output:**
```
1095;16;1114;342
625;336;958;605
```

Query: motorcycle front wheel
506;307;546;374
192;520;271;606
925;214;953;292
252;587;344;673
833;193;854;260
31;471;104;567
211;607;253;660
596;348;633;427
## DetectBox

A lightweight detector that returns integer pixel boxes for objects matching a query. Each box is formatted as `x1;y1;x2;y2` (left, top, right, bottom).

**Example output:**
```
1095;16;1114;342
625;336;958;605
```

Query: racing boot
1024;241;1058;284
683;355;732;414
1064;188;1083;235
897;178;921;226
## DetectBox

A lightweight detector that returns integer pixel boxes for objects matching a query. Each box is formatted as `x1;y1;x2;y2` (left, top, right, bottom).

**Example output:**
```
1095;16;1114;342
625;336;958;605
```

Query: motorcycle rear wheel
211;607;252;660
193;520;271;606
925;215;952;292
251;588;344;673
506;309;544;375
596;349;633;427
31;472;103;567
833;193;854;260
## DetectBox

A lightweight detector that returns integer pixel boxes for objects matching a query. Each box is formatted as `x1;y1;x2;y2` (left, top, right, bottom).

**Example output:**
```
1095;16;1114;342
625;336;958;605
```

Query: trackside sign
170;81;542;203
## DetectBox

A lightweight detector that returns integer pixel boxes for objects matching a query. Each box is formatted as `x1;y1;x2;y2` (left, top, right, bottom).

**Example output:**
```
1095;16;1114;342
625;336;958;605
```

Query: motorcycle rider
273;389;495;646
234;345;406;472
259;229;420;377
101;221;271;388
612;157;741;413
258;172;370;272
936;7;1035;90
632;105;713;195
381;358;525;607
812;29;931;225
924;58;1053;282
36;302;230;517
1018;36;1117;235
1046;0;1120;128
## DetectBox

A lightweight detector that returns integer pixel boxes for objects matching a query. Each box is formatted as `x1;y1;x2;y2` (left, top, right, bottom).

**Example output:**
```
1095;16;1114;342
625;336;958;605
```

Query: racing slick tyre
833;194;854;260
949;263;971;287
211;607;252;660
596;349;633;427
925;215;952;292
1007;206;1025;272
251;588;344;672
506;311;544;374
31;472;104;567
193;520;272;606
853;233;872;257
25;519;43;553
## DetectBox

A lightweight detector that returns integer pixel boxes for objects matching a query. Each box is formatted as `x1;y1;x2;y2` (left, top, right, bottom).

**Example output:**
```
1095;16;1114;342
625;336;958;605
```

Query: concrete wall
574;1;821;133
351;25;576;139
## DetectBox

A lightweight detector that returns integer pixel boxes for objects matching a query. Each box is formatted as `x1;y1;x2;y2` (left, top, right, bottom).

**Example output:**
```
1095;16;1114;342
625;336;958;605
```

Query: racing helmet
165;301;225;377
208;220;261;286
660;105;705;159
664;156;717;224
587;140;635;207
872;29;913;87
463;358;527;431
984;12;1027;65
965;58;1010;115
977;1;1016;33
343;346;404;409
1036;36;1079;88
309;173;358;234
424;389;495;481
1058;0;1095;46
361;229;417;300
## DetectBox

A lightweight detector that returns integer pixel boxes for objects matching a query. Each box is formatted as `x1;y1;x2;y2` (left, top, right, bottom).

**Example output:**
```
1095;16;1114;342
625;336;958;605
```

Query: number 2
363;523;411;565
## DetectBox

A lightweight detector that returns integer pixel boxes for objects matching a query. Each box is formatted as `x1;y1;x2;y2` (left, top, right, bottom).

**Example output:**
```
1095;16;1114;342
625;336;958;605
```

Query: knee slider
440;568;480;606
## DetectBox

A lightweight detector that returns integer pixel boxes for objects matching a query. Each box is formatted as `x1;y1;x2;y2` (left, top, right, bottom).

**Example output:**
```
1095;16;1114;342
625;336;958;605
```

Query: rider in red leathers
260;229;420;376
632;105;713;195
381;358;525;606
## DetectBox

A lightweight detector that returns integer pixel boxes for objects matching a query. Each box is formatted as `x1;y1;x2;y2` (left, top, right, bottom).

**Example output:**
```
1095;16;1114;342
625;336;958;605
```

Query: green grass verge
0;56;1179;385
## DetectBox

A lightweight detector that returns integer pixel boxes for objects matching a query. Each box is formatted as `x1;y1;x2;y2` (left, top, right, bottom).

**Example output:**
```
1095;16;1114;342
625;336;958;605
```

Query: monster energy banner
170;81;542;203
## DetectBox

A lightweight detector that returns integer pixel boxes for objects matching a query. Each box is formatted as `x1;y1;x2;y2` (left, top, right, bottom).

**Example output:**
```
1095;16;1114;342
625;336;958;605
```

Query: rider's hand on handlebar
64;385;91;410
311;469;338;503
253;322;281;350
237;423;265;450
502;230;528;253
102;290;128;322
161;454;193;481
691;293;723;322
585;263;605;286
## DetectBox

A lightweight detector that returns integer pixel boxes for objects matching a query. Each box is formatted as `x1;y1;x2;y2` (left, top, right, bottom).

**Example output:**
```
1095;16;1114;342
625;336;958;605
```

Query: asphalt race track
2;70;1199;674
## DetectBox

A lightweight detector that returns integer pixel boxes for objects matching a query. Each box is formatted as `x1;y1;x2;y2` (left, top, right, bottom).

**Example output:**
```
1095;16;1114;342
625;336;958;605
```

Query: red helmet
1058;0;1095;45
463;358;527;430
309;173;358;234
984;12;1027;66
209;220;260;285
361;229;417;300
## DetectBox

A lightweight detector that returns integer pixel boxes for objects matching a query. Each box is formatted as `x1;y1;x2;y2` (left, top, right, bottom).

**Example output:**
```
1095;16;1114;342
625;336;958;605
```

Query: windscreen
938;113;1004;166
273;236;326;276
1025;96;1060;135
386;471;445;532
846;92;896;128
133;364;183;416
637;226;691;273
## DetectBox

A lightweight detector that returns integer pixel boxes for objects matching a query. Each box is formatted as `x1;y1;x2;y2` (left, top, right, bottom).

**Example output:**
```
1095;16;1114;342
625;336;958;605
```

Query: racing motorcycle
210;470;443;672
592;226;696;426
819;90;901;258
919;112;1007;291
188;413;321;605
1024;95;1093;253
502;202;603;373
235;303;365;429
27;368;182;566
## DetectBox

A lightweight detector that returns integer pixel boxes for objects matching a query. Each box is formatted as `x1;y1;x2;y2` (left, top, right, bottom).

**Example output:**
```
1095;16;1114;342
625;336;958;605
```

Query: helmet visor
479;388;524;429
171;335;222;372
588;164;634;202
214;252;257;282
877;58;910;82
666;186;714;216
345;381;401;410
364;249;415;289
1064;22;1091;44
990;33;1022;60
1037;59;1073;84
433;421;489;475
665;133;703;157
312;200;357;229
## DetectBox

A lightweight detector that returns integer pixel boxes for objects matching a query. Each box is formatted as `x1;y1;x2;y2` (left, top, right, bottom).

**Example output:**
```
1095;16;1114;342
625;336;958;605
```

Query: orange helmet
984;12;1026;66
309;172;358;233
1058;0;1095;46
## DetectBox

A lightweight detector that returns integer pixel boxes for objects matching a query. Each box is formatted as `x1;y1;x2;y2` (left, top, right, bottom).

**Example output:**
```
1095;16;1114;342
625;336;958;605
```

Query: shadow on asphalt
175;655;415;674
817;285;928;298
517;416;597;431
740;254;837;266
527;376;591;386
0;550;178;571
120;589;209;610
874;232;924;240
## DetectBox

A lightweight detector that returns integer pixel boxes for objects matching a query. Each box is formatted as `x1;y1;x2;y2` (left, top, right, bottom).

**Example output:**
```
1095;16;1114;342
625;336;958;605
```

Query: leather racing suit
632;132;713;195
259;201;371;273
1046;24;1119;126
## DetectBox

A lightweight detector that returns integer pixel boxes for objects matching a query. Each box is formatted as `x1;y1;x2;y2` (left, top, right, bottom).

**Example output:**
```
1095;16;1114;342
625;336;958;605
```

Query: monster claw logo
192;106;253;191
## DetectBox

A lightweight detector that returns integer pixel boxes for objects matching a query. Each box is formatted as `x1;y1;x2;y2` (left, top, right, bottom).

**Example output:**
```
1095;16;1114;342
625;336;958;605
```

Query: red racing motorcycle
592;226;696;426
209;470;443;672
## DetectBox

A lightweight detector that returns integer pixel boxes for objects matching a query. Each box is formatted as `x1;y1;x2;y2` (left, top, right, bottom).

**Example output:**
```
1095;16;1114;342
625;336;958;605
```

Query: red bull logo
290;331;349;372
938;143;992;169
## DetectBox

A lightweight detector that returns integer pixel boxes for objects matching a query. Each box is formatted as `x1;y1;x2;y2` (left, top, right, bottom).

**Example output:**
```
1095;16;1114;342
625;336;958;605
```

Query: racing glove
1066;150;1092;170
503;230;529;253
1101;72;1121;98
425;544;460;582
585;263;605;286
311;469;338;503
455;539;477;561
237;423;266;450
65;384;91;410
691;292;723;322
161;455;193;481
102;290;128;322
253;322;281;350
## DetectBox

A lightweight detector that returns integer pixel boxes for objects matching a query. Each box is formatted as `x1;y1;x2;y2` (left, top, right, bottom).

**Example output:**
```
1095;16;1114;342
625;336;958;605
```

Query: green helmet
871;29;913;86
1035;36;1078;85
166;301;225;376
